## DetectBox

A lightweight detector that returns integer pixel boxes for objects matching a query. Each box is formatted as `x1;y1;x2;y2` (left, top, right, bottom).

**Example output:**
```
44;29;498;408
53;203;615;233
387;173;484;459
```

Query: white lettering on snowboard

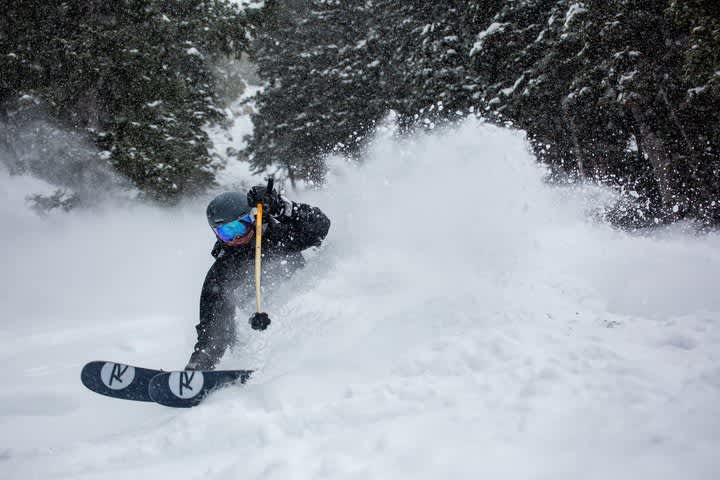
100;363;136;390
168;371;205;399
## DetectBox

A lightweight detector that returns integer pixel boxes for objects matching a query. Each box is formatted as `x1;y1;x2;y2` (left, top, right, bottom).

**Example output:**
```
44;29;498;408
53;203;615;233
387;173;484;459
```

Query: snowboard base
80;361;161;402
81;361;253;407
148;369;253;408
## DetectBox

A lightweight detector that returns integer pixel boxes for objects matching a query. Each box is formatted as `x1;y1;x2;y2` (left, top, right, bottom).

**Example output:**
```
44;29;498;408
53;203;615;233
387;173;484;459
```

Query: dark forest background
2;1;718;227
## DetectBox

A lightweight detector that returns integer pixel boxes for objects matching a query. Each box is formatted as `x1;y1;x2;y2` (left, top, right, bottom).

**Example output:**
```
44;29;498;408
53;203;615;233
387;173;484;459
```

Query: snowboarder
185;182;331;371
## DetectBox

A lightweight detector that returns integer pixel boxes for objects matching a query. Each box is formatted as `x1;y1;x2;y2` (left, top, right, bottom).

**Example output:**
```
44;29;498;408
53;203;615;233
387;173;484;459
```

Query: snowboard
148;369;253;408
81;360;161;402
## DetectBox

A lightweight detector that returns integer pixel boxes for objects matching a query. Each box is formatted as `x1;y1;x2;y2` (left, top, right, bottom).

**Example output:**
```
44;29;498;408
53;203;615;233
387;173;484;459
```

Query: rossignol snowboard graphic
148;369;253;408
81;361;253;407
81;361;162;402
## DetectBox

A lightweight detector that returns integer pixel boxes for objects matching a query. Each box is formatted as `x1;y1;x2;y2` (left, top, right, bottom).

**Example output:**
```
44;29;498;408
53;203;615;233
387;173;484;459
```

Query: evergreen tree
1;0;261;202
564;1;675;223
667;0;720;224
466;0;580;170
373;1;477;122
246;0;719;225
247;0;386;185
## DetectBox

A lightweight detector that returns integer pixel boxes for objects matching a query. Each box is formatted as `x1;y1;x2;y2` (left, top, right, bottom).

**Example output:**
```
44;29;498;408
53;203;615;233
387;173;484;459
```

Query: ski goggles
212;212;255;242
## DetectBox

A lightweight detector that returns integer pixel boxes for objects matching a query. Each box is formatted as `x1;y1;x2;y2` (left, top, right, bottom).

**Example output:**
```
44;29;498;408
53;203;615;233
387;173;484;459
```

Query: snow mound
2;118;719;479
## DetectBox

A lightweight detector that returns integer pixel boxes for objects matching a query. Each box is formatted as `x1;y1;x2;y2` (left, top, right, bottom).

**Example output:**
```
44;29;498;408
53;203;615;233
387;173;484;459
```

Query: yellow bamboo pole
254;202;263;313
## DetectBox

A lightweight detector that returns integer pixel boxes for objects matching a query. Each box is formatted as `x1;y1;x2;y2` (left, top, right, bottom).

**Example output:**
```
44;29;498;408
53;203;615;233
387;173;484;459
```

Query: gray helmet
206;192;251;227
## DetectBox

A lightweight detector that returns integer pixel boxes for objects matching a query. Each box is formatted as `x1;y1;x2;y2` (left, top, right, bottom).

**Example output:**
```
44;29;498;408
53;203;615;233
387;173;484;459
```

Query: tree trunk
563;109;586;178
287;164;297;190
658;86;693;152
625;99;679;221
74;76;104;131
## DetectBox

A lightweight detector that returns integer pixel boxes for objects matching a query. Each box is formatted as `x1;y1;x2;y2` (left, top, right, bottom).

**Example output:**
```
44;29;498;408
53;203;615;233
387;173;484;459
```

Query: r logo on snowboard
100;363;136;390
168;371;204;399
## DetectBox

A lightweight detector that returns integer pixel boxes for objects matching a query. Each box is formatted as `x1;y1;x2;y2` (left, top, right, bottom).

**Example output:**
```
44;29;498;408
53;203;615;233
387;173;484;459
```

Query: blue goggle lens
213;213;254;242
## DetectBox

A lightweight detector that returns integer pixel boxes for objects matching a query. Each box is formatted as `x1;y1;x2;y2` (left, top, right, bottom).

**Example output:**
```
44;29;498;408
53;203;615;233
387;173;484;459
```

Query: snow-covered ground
2;119;719;479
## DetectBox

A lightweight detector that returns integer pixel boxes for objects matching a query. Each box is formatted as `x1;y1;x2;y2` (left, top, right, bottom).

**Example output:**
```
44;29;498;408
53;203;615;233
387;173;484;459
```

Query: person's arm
246;185;331;252
270;200;331;252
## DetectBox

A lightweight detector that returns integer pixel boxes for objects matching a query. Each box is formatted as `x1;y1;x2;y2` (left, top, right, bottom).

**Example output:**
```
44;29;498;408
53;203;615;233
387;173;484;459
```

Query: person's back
186;184;330;370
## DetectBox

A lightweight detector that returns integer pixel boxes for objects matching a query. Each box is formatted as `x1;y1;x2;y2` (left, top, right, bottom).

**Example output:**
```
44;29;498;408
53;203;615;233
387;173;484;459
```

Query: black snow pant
187;252;304;370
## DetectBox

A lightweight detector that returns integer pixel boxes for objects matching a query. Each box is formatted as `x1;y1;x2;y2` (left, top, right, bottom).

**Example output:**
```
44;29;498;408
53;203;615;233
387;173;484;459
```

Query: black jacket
188;200;330;370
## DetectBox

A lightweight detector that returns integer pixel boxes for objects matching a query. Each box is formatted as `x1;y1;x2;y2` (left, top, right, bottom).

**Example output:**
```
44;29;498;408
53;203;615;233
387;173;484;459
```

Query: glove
247;185;284;217
249;312;271;331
